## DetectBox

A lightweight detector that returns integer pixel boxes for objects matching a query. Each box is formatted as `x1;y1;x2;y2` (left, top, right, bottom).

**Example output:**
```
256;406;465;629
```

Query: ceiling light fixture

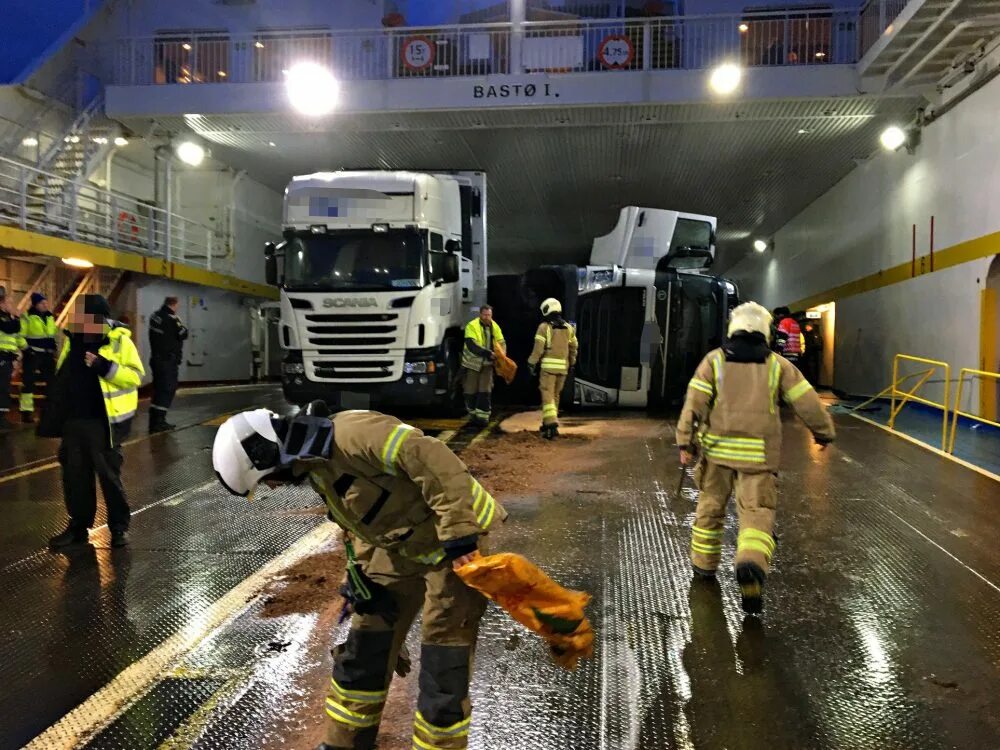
181;43;192;51
709;63;742;95
175;140;206;166
114;136;129;147
285;62;340;117
753;239;768;253
63;257;94;269
21;136;38;147
879;125;906;151
738;23;749;33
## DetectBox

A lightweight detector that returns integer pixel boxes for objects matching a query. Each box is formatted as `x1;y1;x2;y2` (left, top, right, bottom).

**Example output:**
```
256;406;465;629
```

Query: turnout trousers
462;366;493;423
538;372;566;427
690;458;777;575
58;419;131;532
325;547;488;750
20;349;55;414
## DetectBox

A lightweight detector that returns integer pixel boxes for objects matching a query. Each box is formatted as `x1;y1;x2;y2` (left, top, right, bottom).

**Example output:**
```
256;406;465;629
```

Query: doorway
981;256;1000;420
804;302;835;388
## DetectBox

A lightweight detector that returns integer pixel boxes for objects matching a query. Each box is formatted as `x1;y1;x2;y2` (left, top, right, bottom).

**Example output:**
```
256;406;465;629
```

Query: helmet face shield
212;409;333;497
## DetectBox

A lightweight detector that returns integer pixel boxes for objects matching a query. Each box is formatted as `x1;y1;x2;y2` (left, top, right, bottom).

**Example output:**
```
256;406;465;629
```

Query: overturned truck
491;207;739;410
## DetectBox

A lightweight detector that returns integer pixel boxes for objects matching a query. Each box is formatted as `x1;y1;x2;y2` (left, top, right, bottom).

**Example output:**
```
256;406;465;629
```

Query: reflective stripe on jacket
676;349;835;471
21;311;57;351
0;312;24;354
462;318;505;372
302;410;507;565
56;326;145;426
527;321;578;374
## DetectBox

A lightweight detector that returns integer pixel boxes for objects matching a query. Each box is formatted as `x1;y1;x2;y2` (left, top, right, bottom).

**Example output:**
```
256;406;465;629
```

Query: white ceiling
131;95;924;273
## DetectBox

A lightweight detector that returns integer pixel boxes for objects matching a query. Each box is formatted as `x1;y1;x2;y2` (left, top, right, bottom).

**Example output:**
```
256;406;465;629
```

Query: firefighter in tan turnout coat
527;298;578;439
212;405;506;750
676;301;835;614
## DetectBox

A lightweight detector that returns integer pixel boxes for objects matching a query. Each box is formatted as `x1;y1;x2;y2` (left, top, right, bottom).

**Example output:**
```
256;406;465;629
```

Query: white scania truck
265;170;487;409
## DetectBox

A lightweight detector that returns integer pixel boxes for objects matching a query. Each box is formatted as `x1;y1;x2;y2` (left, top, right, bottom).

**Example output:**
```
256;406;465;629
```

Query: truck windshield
283;230;425;291
668;219;714;270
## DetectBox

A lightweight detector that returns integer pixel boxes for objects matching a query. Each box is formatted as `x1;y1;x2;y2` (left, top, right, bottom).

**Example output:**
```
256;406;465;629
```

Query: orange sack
455;552;594;670
493;342;518;385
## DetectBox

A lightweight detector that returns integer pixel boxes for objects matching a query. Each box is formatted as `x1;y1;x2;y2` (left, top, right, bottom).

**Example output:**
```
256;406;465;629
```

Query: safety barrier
103;9;860;86
948;369;1000;454
0;155;225;270
889;354;951;451
859;0;909;57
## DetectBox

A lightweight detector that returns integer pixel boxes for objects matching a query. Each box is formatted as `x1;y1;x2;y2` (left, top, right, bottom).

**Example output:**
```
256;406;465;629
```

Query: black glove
442;534;479;561
528;363;538;377
567;366;575;378
305;399;332;417
814;434;834;447
339;564;398;621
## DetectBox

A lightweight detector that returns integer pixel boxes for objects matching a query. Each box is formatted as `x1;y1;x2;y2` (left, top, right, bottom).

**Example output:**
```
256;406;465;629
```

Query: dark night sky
0;0;91;82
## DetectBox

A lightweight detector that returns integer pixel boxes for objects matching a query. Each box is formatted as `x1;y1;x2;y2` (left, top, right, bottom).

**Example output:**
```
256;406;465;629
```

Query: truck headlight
283;362;305;375
403;361;436;375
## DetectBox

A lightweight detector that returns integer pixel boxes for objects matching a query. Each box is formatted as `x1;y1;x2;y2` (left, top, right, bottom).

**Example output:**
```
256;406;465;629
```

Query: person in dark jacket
19;292;57;423
0;286;24;429
41;295;145;549
148;296;188;433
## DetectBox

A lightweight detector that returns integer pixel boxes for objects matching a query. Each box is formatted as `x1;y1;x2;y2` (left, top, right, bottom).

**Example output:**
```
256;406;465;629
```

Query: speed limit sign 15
402;36;435;71
599;35;635;70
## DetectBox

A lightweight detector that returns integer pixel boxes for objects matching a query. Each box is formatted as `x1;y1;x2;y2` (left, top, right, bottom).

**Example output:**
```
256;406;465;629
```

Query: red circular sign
598;35;635;70
401;36;435;71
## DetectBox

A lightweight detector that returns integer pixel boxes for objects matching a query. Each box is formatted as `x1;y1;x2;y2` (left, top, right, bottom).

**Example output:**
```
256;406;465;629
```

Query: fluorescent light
114;136;129;147
753;239;768;253
738;23;749;33
797;128;812;134
268;141;277;147
21;137;38;147
181;43;192;51
255;41;265;49
92;136;108;144
63;257;94;269
880;126;906;151
285;62;340;117
217;70;227;78
709;63;742;95
175;140;205;166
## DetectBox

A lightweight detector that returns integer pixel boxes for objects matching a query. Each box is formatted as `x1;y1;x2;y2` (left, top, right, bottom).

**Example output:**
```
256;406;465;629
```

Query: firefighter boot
736;562;766;615
149;409;175;433
21;410;34;424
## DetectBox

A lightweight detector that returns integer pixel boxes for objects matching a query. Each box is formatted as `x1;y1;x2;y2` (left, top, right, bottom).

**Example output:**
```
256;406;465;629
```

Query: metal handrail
103;8;860;85
948;368;1000;454
890;354;951;450
0;154;226;272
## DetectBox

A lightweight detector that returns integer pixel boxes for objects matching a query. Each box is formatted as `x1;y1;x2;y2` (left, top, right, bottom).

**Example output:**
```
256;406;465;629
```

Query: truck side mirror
264;242;279;286
445;239;461;253
442;253;460;283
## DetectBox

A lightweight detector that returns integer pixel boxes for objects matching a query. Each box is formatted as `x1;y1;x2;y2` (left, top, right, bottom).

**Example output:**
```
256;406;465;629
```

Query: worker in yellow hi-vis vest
19;292;57;423
527;298;578;439
461;304;505;426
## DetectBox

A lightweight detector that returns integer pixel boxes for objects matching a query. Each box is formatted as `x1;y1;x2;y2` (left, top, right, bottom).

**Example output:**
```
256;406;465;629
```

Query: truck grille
314;359;395;380
303;312;400;349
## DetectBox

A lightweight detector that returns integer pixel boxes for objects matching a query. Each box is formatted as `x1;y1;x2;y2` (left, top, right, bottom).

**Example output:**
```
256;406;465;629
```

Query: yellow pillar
980;288;998;421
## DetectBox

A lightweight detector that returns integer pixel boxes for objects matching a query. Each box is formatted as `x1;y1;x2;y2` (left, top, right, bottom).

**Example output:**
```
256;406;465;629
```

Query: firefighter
0;287;25;429
527;298;578;439
19;292;57;423
148;296;189;433
676;302;835;614
212;403;506;750
461;304;505;426
773;306;805;365
39;295;145;549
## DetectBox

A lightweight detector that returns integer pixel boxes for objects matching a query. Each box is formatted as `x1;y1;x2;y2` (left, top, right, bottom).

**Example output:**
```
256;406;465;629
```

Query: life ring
117;211;139;238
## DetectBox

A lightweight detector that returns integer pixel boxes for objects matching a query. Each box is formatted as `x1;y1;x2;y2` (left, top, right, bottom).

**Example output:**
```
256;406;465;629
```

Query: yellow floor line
23;523;334;750
468;418;501;447
850;413;1000;483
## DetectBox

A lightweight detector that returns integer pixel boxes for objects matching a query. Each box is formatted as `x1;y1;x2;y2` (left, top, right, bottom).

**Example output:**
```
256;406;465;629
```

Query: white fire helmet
727;301;773;342
212;408;283;496
540;297;562;316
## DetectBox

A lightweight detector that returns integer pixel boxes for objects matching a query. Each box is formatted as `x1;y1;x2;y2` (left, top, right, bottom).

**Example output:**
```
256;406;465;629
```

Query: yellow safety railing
948;368;1000;454
890;354;951;451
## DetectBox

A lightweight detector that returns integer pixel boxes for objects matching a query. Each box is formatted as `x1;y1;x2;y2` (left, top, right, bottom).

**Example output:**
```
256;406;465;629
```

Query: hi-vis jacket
21;310;57;352
676;349;835;471
527;320;578;374
462;318;505;372
0;310;24;354
304;410;507;566
56;326;145;427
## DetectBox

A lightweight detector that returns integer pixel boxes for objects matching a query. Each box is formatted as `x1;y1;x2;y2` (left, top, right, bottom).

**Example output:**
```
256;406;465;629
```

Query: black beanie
83;294;112;321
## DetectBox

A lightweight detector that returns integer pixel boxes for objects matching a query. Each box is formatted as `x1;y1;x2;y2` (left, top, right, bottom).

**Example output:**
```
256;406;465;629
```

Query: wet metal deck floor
1;394;998;749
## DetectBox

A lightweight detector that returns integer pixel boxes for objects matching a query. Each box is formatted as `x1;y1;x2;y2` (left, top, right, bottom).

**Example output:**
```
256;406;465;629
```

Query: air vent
289;297;312;310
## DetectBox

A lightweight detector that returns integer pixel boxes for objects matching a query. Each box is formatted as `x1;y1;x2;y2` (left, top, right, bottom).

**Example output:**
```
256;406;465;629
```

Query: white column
510;0;526;74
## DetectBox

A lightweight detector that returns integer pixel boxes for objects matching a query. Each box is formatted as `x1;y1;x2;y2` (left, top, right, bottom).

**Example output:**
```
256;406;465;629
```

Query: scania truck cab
265;170;487;409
